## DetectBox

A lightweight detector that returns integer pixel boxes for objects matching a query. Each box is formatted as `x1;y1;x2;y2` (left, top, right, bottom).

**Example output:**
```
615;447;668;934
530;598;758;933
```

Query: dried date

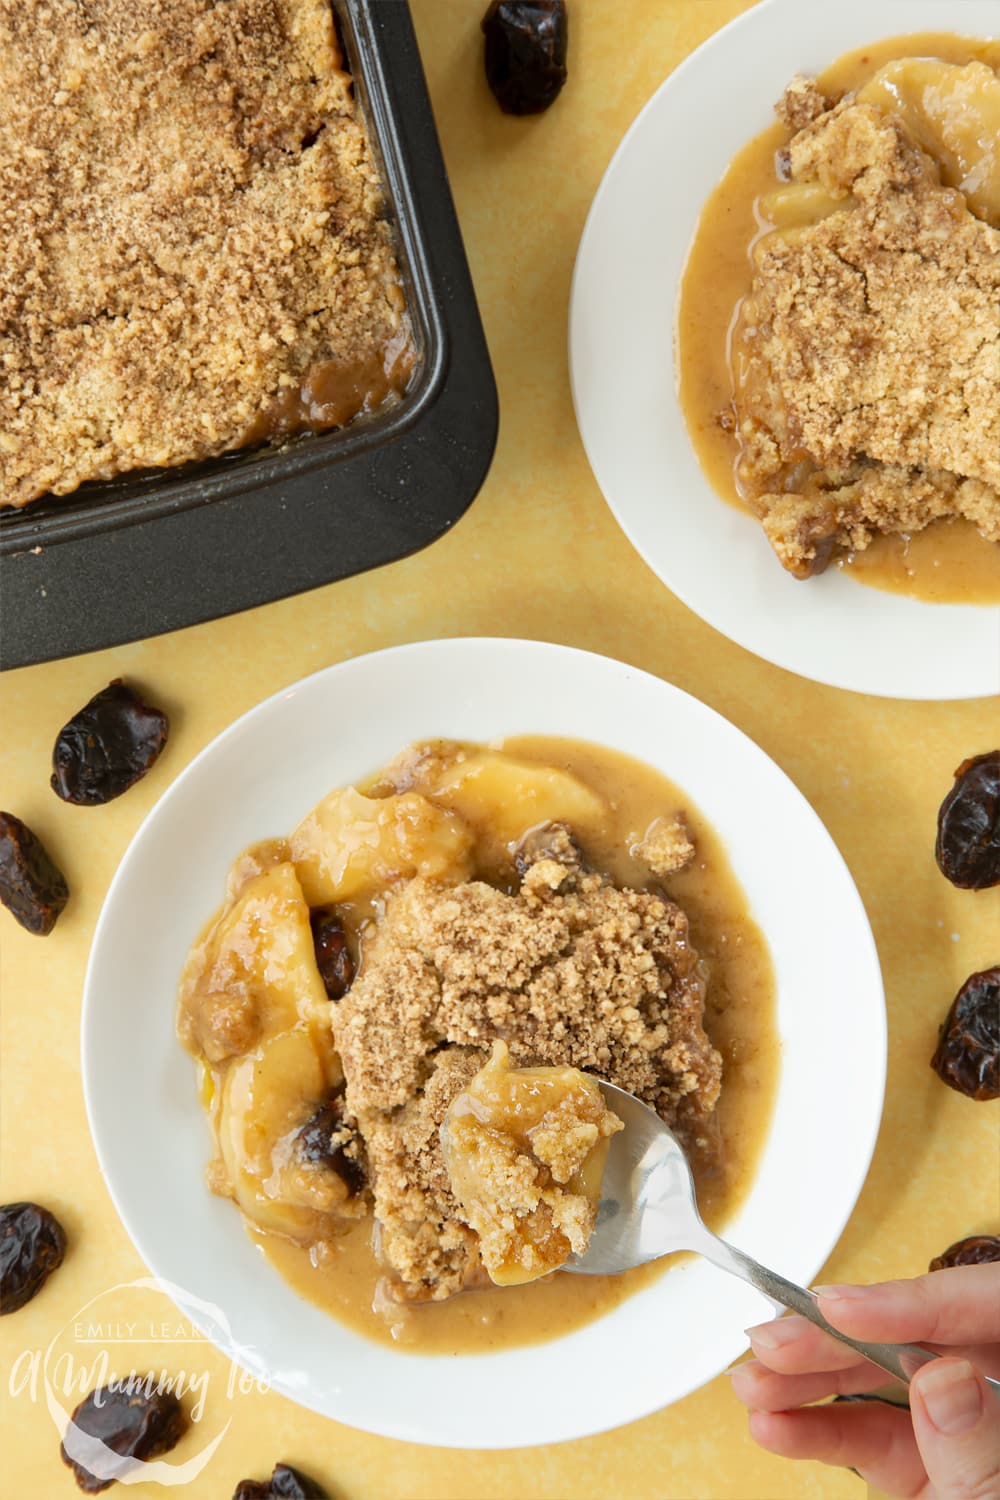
0;1202;67;1313
0;812;69;935
296;1097;366;1196
930;1235;1000;1271
310;910;354;999
935;751;1000;890
60;1381;186;1492
233;1462;329;1500
51;679;169;806
482;0;568;115
931;967;999;1101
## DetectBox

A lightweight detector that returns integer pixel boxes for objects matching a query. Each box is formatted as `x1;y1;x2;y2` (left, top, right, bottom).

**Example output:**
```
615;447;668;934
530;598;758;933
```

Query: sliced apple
429;753;606;850
178;861;330;1057
217;1027;343;1238
289;786;473;904
759;181;850;228
858;59;1000;226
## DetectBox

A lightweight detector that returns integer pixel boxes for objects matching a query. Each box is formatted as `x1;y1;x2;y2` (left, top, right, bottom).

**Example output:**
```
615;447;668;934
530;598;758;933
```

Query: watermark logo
9;1276;270;1488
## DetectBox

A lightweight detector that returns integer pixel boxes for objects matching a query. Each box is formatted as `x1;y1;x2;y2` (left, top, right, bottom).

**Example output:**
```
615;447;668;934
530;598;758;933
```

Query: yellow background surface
2;2;997;1496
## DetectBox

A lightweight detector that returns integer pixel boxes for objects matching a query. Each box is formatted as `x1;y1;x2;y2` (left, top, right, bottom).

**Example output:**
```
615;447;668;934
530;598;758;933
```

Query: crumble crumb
333;841;721;1301
775;74;829;132
634;814;696;877
733;84;1000;577
0;0;405;507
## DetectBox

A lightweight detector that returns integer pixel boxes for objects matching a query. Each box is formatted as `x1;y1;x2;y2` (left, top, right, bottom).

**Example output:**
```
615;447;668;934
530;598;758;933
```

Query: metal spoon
566;1080;1000;1397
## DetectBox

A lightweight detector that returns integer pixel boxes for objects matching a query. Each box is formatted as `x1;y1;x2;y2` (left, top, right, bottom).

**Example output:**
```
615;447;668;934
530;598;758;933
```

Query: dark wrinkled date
310;910;355;999
296;1097;366;1196
931;967;999;1101
60;1382;186;1492
0;1202;67;1314
51;679;170;806
482;0;568;115
0;812;69;935
233;1462;329;1499
930;1234;1000;1271
935;750;1000;890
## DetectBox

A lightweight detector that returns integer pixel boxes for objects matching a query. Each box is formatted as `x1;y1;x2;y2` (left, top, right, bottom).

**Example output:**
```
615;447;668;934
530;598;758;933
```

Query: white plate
82;639;885;1448
569;0;1000;701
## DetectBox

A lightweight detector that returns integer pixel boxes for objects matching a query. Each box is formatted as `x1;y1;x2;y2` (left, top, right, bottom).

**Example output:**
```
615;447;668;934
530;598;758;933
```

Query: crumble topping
733;81;1000;577
334;839;722;1301
0;0;406;507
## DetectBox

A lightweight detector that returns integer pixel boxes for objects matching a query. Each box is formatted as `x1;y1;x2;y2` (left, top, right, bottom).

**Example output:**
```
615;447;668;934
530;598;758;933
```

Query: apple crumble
0;0;409;509
678;37;1000;594
734;73;1000;578
178;738;777;1353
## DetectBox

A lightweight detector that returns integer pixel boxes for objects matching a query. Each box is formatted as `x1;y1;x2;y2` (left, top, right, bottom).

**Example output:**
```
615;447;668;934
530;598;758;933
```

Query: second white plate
569;0;1000;700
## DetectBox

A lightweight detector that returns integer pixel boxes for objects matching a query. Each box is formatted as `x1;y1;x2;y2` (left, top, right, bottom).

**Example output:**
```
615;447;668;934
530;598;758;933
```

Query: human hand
730;1266;1000;1497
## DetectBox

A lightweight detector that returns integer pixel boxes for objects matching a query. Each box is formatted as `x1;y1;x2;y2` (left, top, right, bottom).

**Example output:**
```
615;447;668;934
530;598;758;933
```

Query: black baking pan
0;0;497;671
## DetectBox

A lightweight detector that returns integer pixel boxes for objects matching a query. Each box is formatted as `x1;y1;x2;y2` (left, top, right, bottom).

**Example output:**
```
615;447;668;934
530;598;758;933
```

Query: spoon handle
694;1229;1000;1398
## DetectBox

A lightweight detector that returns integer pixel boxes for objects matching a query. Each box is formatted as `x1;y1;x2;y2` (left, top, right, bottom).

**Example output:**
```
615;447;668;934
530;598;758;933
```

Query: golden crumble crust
0;0;405;506
734;86;1000;577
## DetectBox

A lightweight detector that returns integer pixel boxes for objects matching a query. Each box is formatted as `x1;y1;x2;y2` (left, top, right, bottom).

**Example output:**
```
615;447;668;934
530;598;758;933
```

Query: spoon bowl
569;1080;1000;1400
566;1080;713;1276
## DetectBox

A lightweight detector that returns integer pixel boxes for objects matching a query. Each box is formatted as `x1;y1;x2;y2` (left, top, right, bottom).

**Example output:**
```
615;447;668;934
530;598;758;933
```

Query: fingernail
745;1320;800;1351
814;1283;871;1301
917;1361;983;1435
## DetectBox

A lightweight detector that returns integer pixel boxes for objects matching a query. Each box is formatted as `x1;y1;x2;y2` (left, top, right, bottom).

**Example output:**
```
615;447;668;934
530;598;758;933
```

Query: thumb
910;1358;1000;1499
